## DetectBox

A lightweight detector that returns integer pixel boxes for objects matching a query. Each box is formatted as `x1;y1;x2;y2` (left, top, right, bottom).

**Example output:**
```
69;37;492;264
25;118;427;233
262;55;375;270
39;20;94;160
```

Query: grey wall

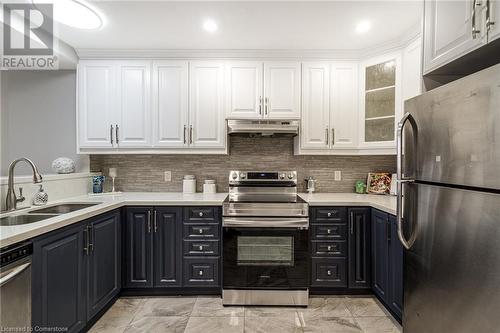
90;136;396;193
1;70;88;176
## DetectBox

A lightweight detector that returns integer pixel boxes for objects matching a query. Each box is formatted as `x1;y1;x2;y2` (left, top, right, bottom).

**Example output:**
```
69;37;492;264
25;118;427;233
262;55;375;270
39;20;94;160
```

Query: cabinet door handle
183;125;187;144
189;125;193;144
387;219;391;242
147;211;152;233
153;210;158;233
265;97;269;116
487;0;496;31
88;225;94;252
325;128;329;144
472;0;481;38
259;96;262;115
110;125;114;145
115;124;119;145
331;128;335;145
350;212;354;235
83;227;89;255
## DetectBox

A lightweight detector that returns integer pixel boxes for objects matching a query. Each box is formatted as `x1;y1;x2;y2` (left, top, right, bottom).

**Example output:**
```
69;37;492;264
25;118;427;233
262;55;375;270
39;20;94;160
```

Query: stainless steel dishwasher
0;242;32;329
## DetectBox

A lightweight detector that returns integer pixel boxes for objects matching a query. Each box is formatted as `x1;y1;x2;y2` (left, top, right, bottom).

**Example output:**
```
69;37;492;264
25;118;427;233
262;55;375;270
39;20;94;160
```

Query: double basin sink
0;203;100;226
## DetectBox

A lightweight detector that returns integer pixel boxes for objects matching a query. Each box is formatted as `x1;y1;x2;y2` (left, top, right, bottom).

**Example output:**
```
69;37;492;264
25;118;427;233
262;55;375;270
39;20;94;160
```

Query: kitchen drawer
183;224;220;239
184;207;219;223
311;258;347;287
311;241;347;257
310;207;347;224
311;224;347;240
183;257;220;287
183;240;220;256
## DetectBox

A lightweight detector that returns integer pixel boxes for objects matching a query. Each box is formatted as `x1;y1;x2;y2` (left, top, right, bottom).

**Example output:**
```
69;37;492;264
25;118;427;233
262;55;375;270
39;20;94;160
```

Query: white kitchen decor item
51;157;75;174
33;185;48;206
183;175;196;193
109;167;117;192
203;180;216;194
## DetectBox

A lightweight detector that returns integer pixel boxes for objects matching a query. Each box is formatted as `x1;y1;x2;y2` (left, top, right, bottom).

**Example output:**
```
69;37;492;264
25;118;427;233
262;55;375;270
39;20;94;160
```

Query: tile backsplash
90;136;396;193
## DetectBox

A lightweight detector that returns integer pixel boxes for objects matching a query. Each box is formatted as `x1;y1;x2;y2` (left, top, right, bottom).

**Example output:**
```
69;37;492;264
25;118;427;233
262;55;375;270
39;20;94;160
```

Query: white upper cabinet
189;61;226;148
77;61;117;148
359;52;402;149
330;62;358;149
489;0;500;41
423;0;486;74
115;61;152;147
402;37;423;101
225;62;263;119
152;61;189;147
264;62;301;119
301;62;330;150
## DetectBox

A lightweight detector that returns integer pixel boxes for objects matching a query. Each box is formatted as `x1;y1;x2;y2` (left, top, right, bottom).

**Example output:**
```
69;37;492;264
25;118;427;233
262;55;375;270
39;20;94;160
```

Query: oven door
223;219;309;290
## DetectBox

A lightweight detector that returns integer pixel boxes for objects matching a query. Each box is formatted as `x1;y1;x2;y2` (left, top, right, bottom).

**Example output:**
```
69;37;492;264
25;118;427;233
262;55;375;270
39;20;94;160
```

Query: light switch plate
164;171;172;182
334;170;342;181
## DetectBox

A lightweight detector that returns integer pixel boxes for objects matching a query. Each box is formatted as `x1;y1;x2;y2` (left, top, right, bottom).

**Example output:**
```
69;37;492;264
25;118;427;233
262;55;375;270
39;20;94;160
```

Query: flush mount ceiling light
32;0;104;30
355;20;371;34
202;19;218;33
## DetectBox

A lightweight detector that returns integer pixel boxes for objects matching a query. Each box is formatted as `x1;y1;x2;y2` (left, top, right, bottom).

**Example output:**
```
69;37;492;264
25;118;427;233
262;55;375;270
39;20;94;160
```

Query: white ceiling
57;1;423;51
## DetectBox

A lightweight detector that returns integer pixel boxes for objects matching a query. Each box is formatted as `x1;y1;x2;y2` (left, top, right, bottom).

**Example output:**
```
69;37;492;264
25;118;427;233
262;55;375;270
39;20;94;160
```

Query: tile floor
89;296;402;333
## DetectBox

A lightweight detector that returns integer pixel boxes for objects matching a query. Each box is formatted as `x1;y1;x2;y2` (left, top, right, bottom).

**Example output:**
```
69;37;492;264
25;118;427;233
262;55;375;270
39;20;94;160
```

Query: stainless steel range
222;171;309;306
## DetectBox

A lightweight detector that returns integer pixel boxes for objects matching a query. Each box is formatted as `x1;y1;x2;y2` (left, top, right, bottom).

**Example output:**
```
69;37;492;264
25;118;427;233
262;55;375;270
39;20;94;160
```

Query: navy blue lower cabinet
371;209;404;322
123;207;154;288
348;207;371;289
87;211;121;319
154;207;182;287
389;214;404;321
371;209;390;300
32;223;87;333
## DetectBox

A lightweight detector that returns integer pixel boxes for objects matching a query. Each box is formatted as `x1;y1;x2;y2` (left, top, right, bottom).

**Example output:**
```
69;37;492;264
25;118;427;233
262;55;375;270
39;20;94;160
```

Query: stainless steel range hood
227;119;299;136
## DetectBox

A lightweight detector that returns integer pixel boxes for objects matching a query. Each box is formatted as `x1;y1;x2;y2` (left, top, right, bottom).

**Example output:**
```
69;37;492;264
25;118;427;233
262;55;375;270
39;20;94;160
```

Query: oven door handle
223;217;309;228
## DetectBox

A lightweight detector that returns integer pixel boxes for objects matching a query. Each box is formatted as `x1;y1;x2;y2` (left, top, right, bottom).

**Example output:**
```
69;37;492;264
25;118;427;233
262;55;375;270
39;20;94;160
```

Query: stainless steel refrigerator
397;63;500;333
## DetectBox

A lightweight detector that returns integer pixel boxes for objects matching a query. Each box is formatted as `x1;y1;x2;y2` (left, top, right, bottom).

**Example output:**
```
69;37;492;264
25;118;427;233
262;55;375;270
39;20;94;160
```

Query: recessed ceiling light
32;0;104;30
355;20;371;34
203;19;218;33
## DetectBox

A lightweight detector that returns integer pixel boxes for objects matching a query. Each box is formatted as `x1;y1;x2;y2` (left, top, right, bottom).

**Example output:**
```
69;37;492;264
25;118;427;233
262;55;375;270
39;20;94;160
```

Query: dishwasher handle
0;262;31;287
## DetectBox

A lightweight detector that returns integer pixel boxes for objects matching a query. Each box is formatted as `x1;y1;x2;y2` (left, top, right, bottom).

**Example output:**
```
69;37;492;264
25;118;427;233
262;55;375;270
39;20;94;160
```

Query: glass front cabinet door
359;53;402;150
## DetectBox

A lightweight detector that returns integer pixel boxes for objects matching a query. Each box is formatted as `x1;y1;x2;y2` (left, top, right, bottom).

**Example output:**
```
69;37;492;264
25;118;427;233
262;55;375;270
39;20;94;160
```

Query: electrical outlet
334;170;342;181
164;171;172;182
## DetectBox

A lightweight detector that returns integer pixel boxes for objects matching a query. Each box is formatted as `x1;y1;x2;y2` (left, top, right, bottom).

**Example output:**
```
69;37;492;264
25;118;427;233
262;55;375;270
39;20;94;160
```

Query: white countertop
299;193;396;215
0;192;395;248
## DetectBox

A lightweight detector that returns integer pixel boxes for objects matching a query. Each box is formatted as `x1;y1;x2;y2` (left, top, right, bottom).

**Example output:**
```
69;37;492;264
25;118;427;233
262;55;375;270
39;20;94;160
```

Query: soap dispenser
33;184;48;206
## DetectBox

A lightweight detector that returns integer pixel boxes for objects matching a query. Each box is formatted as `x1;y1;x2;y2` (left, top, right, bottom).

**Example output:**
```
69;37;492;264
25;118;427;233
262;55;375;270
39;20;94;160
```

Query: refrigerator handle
397;112;417;250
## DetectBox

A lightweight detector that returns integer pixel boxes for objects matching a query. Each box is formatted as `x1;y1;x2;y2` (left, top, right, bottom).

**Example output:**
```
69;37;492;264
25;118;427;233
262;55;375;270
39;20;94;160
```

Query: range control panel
229;171;297;184
0;242;32;268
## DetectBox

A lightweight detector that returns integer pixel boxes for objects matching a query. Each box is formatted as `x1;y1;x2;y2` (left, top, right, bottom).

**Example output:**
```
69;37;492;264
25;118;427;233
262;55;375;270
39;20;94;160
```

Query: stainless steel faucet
5;158;43;211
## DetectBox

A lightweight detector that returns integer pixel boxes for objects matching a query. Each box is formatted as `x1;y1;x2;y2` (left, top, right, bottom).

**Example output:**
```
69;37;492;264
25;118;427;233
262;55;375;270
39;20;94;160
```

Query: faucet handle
17;187;25;203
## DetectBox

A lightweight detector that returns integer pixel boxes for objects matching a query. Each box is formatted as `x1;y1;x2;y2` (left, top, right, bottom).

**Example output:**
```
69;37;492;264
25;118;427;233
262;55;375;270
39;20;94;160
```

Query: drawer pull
327;229;331;234
199;229;204;234
327;270;332;276
327;212;332;217
199;212;204;217
199;245;203;251
327;246;332;251
199;270;204;276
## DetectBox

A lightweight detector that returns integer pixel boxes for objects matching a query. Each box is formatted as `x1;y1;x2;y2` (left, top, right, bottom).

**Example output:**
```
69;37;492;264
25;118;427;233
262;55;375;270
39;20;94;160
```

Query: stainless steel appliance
222;171;309;306
0;242;33;329
397;63;500;333
227;119;299;136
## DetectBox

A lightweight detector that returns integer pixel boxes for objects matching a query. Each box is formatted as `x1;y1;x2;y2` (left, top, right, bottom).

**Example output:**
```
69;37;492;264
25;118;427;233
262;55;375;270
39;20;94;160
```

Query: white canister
183;175;196;194
203;180;216;194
